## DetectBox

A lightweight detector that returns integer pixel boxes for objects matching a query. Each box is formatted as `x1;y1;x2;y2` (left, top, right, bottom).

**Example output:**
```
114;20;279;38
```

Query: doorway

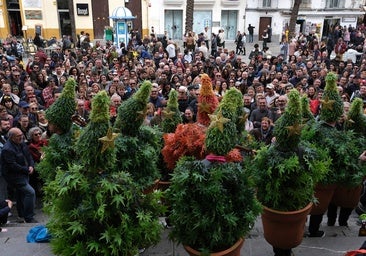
193;10;212;36
7;0;23;37
259;17;272;41
91;0;110;39
221;10;237;40
165;10;183;40
58;11;71;37
322;18;340;40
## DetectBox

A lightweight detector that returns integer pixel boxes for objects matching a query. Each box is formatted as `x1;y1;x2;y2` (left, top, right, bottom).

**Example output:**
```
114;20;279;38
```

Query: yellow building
0;0;126;41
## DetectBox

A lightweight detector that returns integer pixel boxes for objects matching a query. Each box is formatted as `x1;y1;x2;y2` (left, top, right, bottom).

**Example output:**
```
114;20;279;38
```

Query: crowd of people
0;22;365;226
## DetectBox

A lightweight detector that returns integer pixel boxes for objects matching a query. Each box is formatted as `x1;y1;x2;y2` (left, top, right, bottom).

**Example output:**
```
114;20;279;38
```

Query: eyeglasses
31;107;38;110
113;80;119;83
33;133;41;136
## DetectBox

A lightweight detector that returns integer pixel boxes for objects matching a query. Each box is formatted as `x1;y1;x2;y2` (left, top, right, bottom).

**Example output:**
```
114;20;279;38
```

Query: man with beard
249;96;274;128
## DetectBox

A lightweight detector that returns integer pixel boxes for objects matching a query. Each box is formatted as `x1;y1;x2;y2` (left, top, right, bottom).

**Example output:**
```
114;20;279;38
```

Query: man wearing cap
13;101;32;128
265;83;279;108
346;75;359;96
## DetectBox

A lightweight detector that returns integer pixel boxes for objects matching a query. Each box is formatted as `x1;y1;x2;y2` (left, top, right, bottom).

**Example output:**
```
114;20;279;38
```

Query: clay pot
310;184;337;215
331;185;362;208
183;238;244;256
262;203;313;249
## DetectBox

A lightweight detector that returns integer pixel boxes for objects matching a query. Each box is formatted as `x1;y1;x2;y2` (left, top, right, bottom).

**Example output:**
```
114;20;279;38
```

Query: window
300;0;311;8
263;0;271;8
57;0;69;9
326;0;345;8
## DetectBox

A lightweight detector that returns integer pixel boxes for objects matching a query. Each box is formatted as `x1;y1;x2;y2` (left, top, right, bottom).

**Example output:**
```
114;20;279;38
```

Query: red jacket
335;42;347;54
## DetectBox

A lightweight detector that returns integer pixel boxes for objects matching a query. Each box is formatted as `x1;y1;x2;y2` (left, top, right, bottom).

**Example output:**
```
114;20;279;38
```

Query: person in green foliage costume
161;89;182;134
307;72;344;237
307;72;366;236
167;87;261;254
37;78;77;184
252;89;329;256
113;80;162;189
43;90;165;256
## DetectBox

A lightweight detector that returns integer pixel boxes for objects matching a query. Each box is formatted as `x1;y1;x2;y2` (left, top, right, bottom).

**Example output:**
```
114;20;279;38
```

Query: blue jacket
1;140;34;184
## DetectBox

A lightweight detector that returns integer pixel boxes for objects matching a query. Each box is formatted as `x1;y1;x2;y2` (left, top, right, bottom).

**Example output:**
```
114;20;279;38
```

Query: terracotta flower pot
310;184;337;215
331;185;362;208
262;203;313;249
183;238;244;256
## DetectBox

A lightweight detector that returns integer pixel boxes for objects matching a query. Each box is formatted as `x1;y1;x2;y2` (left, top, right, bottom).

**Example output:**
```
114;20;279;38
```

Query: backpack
26;225;52;243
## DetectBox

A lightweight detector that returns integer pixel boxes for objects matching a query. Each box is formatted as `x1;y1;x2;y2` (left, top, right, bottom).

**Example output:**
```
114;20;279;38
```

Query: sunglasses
34;133;41;136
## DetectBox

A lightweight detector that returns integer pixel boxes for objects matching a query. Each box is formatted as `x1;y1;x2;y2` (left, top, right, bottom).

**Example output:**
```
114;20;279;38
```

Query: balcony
163;0;184;5
194;0;216;5
221;0;240;6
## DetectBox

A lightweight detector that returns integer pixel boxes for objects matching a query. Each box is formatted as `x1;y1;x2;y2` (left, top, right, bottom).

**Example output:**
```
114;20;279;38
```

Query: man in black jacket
1;127;36;223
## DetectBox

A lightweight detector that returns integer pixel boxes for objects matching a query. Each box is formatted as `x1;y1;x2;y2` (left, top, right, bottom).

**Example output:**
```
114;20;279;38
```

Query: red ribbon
205;154;226;163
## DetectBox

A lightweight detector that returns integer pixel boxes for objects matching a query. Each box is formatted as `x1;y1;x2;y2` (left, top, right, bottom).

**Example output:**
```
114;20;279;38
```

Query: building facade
0;0;365;42
246;0;365;42
146;0;246;41
0;0;125;41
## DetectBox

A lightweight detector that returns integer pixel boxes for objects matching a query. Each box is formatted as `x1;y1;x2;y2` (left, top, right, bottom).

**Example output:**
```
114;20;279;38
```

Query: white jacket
343;49;363;63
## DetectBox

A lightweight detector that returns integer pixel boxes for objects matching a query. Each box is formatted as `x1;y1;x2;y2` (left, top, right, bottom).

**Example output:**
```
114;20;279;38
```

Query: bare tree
288;0;302;39
185;0;194;33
